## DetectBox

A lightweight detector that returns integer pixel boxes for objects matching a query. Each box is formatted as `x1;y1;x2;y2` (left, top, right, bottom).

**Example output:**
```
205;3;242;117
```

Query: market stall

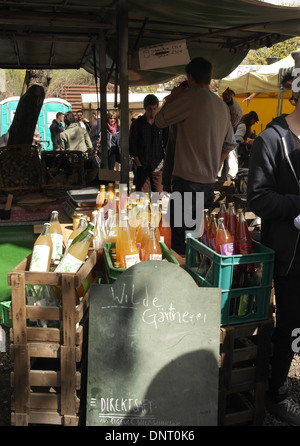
1;0;300;427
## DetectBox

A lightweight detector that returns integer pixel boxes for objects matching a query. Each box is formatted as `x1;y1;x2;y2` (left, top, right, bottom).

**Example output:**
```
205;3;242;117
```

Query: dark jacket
107;124;120;153
247;115;300;276
50;119;64;150
129;114;168;172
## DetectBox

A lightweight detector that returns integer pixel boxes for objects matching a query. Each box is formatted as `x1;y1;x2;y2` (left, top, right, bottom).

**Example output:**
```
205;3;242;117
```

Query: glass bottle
227;202;237;240
150;202;161;241
143;227;162;261
107;182;115;210
49;210;63;264
207;212;218;251
216;217;234;256
235;209;254;256
107;212;119;243
69;221;95;248
200;209;210;246
117;216;140;269
116;210;126;263
219;200;228;226
29;223;53;272
159;210;172;249
96;184;107;209
55;229;94;273
66;216;88;251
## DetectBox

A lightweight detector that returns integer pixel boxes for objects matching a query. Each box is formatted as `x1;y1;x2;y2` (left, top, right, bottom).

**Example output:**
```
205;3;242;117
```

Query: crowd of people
49;109;120;170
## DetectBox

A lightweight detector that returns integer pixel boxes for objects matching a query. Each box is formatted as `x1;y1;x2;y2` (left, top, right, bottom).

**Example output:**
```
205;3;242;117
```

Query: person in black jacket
129;94;168;194
247;50;300;425
50;112;65;150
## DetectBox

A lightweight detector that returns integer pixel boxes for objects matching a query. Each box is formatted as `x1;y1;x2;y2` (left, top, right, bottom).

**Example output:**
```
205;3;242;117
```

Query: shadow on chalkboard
121;349;218;426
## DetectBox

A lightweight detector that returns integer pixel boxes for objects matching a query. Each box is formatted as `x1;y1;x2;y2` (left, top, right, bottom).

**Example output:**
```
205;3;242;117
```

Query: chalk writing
100;283;207;328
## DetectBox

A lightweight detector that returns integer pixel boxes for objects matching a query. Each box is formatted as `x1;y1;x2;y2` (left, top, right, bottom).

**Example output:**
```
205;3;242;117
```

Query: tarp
218;54;295;94
1;1;300;85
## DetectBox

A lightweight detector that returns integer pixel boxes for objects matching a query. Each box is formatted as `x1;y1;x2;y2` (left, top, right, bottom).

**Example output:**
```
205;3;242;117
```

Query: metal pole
99;29;108;169
118;6;129;186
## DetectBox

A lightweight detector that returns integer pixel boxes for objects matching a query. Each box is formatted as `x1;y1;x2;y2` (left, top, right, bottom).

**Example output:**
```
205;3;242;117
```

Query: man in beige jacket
155;57;236;254
60;111;92;153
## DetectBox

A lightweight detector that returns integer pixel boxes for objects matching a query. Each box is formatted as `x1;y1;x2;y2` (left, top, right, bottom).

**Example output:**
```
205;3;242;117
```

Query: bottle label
50;233;63;260
30;245;51;272
55;253;83;273
220;242;234;256
123;254;140;269
149;254;163;260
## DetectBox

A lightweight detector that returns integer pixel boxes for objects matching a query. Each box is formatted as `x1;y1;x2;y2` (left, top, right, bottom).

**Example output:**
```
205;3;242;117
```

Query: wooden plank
63;415;79;426
30;370;60;387
232;345;258;363
62;274;77;347
12;370;81;389
10;273;27;344
28;411;63;425
76;292;90;323
26;326;62;342
13;344;30;417
26;305;61;321
29;341;60;358
60;345;77;416
231;367;256;387
12;413;29;426
30;393;59;410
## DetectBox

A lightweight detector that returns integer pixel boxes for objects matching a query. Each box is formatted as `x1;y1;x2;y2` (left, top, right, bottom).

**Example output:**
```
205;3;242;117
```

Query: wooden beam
99;30;108;169
118;6;129;186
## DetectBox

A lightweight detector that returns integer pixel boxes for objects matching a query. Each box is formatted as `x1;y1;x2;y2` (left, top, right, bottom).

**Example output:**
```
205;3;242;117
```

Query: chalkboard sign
86;261;221;426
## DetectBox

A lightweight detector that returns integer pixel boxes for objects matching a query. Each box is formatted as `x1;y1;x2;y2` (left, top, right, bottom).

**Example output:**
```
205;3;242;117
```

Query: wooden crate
8;250;97;426
218;319;274;426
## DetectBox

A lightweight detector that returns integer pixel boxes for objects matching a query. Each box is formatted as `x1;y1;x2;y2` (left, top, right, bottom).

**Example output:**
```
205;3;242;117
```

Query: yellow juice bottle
66;216;88;251
49;210;63;263
29;223;53;272
55;229;94;273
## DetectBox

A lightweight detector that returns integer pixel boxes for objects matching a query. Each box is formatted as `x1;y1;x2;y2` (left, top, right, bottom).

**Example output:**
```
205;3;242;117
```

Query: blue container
0;96;71;150
185;236;275;326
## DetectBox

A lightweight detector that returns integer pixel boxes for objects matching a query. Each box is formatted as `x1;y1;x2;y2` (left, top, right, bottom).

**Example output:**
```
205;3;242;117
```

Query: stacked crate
8;250;97;426
218;319;274;426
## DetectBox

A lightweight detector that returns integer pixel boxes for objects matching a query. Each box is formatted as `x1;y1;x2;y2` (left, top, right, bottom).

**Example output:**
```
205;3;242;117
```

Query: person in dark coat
50;112;65;150
247;49;300;425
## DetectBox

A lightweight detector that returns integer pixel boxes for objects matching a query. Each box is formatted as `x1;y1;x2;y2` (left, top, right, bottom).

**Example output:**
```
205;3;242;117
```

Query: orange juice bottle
143;227;162;261
96;184;107;209
29;223;53;272
116;210;126;263
117;215;140;268
55;229;94;273
66;216;88;251
49;210;63;264
159;210;171;249
216;217;234;256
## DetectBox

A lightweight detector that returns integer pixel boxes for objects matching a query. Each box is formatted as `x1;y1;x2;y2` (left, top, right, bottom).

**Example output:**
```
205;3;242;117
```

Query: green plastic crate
185;236;275;326
0;300;12;328
103;241;179;284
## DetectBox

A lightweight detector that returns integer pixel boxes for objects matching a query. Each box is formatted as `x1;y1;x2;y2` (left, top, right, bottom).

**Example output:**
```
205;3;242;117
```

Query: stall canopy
1;1;300;85
218;54;295;94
